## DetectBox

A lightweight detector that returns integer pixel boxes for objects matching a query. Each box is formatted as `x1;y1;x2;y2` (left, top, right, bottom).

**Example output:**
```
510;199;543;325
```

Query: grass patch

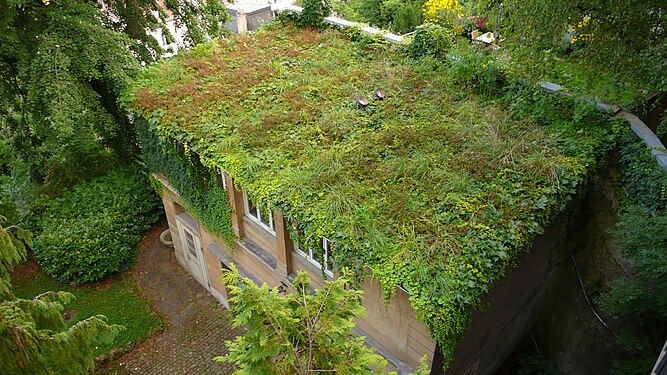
11;260;165;356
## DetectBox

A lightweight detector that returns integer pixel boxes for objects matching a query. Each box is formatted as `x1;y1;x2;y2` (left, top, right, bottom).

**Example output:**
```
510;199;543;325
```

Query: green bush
298;0;331;29
406;23;455;60
34;164;160;285
619;133;667;210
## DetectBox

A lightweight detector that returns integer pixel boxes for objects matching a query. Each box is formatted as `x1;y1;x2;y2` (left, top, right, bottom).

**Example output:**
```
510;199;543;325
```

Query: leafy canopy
0;0;230;199
481;0;667;96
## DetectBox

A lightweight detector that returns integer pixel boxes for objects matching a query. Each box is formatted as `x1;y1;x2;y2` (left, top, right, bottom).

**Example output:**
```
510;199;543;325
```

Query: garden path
113;224;241;374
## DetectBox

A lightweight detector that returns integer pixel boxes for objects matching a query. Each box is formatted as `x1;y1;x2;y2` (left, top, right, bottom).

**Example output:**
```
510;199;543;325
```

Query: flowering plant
474;16;487;29
422;0;464;34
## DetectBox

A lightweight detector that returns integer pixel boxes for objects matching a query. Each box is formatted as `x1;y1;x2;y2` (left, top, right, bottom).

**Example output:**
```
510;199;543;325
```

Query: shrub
406;23;455;60
445;45;505;97
298;0;331;29
34;164;160;285
618;133;667;210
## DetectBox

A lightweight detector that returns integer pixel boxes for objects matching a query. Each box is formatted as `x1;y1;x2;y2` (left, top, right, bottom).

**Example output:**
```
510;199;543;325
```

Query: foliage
0;0;230;200
443;45;505;97
0;217;123;374
217;265;390;374
33;165;160;285
618;133;667;211
422;0;463;34
125;26;618;369
299;0;332;29
0;0;138;194
136;121;234;245
331;0;425;34
596;131;667;374
598;205;667;374
480;0;667;96
11;262;164;357
515;353;559;375
406;23;456;60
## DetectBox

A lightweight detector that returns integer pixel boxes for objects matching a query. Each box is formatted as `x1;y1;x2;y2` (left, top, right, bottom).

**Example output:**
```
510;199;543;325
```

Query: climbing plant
136;119;234;245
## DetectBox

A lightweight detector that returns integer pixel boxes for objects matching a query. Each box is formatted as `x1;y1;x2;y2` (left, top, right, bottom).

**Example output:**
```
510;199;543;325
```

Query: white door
179;224;208;289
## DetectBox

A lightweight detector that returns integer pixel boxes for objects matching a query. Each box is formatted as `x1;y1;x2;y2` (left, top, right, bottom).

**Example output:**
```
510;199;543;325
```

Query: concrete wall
444;195;589;374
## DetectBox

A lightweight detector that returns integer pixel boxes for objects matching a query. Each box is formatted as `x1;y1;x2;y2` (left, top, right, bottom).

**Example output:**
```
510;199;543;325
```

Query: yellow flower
422;0;463;24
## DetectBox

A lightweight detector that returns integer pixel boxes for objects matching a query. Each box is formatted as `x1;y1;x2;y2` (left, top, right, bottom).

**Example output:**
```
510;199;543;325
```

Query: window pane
247;196;259;219
216;171;227;190
323;238;333;272
259;208;272;229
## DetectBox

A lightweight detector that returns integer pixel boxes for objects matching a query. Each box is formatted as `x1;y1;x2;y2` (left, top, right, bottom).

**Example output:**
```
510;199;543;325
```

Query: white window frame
217;168;227;191
295;237;334;278
243;193;275;235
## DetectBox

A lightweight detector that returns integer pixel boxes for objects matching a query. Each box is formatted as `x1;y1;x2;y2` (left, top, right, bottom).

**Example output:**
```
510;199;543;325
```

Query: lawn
10;259;165;357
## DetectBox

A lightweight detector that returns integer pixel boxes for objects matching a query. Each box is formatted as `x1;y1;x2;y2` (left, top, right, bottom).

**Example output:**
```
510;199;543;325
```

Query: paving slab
109;225;242;374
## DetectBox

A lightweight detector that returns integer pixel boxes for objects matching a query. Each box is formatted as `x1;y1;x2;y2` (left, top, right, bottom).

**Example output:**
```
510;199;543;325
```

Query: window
244;193;275;234
216;169;227;191
295;237;334;278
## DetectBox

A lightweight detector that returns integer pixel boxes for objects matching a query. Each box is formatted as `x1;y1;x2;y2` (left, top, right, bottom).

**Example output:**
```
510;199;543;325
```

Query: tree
480;0;667;95
217;265;415;375
0;0;229;199
0;215;123;374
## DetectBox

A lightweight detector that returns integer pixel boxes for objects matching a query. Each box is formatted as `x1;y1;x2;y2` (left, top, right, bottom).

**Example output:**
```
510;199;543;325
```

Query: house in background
150;0;295;56
127;24;614;374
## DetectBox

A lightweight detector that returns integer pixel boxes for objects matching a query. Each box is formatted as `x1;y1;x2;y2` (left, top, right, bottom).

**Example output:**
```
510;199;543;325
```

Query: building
126;24;614;374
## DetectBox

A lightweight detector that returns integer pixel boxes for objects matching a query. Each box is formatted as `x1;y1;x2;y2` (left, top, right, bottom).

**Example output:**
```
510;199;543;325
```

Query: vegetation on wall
33;165;160;285
137;120;234;245
596;134;667;374
124;24;618;368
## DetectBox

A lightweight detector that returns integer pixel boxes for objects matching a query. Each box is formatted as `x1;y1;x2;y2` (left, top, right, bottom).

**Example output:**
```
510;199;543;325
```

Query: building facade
155;172;435;373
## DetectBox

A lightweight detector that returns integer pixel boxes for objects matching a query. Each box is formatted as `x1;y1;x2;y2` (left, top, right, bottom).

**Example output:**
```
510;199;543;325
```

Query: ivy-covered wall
136;118;234;245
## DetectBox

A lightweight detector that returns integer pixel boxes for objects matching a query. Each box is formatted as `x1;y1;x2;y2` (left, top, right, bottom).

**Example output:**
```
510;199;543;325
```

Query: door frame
176;217;210;291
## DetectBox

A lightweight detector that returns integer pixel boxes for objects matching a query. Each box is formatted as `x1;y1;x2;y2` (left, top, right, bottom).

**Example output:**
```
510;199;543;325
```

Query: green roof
125;24;615;364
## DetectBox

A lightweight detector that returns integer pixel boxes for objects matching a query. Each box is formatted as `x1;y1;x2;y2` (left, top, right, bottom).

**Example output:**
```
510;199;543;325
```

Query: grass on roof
125;23;618;364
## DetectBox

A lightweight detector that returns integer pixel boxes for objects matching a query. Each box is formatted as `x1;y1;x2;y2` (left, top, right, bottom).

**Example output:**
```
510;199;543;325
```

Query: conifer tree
217;265;403;375
0;216;123;374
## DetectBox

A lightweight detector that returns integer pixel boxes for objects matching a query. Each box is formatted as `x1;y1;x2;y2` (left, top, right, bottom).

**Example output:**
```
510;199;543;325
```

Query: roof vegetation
124;23;619;366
